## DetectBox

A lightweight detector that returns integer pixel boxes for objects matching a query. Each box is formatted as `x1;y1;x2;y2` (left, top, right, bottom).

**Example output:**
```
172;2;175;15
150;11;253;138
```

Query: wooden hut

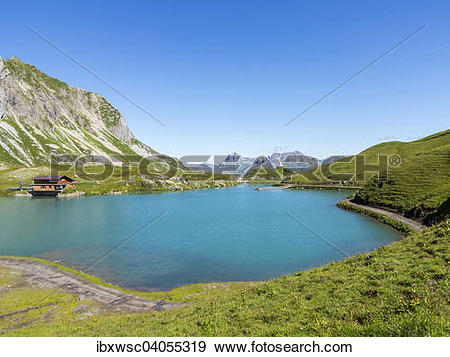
30;175;75;197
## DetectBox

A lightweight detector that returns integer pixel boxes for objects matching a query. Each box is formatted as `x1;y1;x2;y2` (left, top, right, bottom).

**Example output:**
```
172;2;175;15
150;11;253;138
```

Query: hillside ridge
290;129;450;224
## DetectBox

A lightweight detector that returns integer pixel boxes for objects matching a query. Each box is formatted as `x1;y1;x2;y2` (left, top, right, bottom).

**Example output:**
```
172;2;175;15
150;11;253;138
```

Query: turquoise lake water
0;185;401;290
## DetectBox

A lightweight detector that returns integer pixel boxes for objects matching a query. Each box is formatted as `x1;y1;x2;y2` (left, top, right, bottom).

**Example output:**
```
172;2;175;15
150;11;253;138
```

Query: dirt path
0;257;186;313
344;199;426;232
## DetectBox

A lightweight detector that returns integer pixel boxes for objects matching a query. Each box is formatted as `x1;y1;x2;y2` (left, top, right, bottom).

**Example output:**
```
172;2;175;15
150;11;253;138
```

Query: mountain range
209;151;347;177
0;57;347;173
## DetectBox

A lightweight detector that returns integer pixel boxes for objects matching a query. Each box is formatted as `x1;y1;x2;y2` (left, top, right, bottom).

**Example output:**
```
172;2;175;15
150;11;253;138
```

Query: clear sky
2;0;449;158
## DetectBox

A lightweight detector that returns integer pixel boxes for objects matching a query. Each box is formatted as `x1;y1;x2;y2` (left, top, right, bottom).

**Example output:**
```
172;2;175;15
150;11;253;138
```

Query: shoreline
337;199;425;233
287;184;362;191
2;179;363;199
0;195;422;298
2;180;242;199
0;256;187;313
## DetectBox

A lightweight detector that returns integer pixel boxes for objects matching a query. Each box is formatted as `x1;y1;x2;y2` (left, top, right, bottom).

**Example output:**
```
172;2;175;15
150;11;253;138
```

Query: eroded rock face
0;57;153;166
0;58;6;120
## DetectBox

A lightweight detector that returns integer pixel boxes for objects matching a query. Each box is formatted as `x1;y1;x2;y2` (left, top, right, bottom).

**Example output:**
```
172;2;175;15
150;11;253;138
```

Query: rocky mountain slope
0;57;154;166
269;151;319;171
214;151;343;178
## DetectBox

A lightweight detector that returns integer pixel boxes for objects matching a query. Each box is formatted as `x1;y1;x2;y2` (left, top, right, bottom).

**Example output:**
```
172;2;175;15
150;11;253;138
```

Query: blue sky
2;0;449;158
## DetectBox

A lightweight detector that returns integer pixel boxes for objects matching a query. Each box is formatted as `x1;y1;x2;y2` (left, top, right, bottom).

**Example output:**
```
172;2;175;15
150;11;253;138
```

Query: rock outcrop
0;57;154;166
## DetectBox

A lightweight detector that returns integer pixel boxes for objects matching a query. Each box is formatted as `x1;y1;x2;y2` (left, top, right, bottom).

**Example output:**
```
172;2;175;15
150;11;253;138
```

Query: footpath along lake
0;185;400;290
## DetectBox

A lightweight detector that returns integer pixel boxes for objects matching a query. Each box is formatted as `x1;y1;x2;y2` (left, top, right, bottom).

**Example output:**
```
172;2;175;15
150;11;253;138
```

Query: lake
0;185;401;290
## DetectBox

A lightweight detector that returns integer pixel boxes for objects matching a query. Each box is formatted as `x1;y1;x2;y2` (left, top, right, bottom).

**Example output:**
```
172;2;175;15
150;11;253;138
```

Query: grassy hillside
291;130;450;223
0;161;238;196
1;219;448;336
353;131;450;222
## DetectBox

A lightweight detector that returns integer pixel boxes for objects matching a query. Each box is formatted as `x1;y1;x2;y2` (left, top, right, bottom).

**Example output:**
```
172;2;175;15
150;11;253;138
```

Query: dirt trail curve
344;199;426;232
0;257;186;313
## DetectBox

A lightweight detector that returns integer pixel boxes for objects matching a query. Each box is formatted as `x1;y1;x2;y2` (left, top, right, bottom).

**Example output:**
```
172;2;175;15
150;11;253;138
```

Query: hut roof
32;175;74;182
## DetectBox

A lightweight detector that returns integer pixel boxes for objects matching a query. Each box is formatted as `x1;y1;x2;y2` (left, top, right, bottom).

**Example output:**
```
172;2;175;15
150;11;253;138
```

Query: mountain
215;153;284;178
195;151;345;180
0;57;155;166
320;155;349;165
269;151;319;171
215;151;345;178
216;153;258;176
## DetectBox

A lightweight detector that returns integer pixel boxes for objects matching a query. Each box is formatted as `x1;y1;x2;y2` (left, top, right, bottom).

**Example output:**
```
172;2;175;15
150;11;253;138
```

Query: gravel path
345;199;426;232
0;257;186;313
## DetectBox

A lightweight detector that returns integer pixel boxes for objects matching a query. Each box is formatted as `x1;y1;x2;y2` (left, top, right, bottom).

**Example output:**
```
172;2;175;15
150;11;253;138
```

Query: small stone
72;304;88;313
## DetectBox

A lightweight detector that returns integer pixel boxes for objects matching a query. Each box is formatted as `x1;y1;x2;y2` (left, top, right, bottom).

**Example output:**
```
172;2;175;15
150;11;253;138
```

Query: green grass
0;163;51;196
98;97;122;128
0;256;250;303
0;266;103;333
1;117;49;166
0;162;240;197
4;57;69;92
1;220;448;336
353;131;450;222
291;129;450;224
